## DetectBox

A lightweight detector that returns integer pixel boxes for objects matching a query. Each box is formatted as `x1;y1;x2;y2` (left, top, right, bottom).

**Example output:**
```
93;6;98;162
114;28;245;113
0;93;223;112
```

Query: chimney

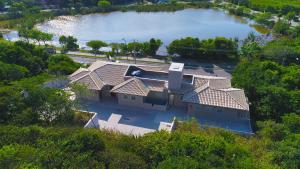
168;62;184;90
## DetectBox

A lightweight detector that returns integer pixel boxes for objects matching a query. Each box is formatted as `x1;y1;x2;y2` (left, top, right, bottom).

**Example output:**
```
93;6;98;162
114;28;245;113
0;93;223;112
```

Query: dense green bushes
0;40;80;79
0;41;49;75
1;118;299;169
0;79;75;125
0;61;29;82
48;54;81;75
232;61;300;122
168;37;238;60
226;0;300;14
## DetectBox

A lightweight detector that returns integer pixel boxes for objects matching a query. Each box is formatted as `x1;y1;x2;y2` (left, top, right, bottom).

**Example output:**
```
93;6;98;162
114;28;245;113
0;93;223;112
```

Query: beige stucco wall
173;93;186;107
117;93;167;111
147;91;168;100
101;85;112;98
117;93;144;106
81;89;99;101
187;103;250;120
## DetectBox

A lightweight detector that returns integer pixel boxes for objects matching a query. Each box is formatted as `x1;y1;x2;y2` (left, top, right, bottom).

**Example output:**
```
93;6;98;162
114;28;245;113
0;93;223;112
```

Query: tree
86;40;107;56
282;113;300;133
168;37;200;58
257;120;288;141
0;86;24;124
0;61;29;82
285;12;297;24
59;36;79;53
147;38;162;56
8;2;26;18
48;54;81;75
70;83;92;111
168;37;237;60
240;42;261;61
98;0;111;11
272;20;290;35
232;61;300;121
24;87;74;125
262;38;300;65
28;29;53;45
254;12;272;27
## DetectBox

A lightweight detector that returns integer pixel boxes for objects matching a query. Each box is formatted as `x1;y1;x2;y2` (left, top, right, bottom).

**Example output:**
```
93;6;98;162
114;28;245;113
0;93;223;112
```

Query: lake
4;8;264;53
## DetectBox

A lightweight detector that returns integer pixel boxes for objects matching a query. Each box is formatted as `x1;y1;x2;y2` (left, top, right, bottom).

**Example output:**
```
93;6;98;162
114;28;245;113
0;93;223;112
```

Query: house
69;61;251;134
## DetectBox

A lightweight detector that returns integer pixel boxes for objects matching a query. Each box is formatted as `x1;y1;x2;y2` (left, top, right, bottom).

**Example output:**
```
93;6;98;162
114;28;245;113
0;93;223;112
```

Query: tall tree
86;40;107;56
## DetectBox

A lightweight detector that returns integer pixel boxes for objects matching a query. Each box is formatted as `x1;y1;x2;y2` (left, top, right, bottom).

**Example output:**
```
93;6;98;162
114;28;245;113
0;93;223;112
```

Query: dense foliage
168;37;238;60
226;0;300;14
0;116;299;169
48;54;81;75
0;41;49;76
232;61;300;122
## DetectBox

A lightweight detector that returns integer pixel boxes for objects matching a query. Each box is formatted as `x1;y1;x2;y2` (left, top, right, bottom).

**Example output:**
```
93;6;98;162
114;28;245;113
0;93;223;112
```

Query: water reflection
5;8;263;50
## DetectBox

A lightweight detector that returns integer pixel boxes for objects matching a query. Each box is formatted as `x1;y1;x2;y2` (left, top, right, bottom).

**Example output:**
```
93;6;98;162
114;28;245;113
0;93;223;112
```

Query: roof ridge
183;82;209;102
89;72;103;90
90;71;106;85
111;78;135;92
69;67;89;77
132;78;149;96
70;73;90;84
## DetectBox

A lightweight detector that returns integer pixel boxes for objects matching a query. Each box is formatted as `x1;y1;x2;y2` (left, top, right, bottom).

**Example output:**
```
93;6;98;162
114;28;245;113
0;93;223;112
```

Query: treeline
0;40;80;83
1;116;299;169
0;0;212;22
225;0;300;14
0;39;81;126
168;37;238;60
232;61;300;122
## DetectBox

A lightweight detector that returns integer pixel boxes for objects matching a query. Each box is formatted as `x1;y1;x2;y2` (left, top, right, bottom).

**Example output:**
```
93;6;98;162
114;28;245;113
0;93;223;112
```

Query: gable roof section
183;77;248;111
72;73;104;90
111;78;149;96
94;64;129;86
69;67;90;81
183;86;248;110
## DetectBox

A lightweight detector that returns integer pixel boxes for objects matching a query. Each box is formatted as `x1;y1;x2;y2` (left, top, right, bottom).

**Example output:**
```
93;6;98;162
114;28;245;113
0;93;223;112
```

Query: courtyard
82;100;253;135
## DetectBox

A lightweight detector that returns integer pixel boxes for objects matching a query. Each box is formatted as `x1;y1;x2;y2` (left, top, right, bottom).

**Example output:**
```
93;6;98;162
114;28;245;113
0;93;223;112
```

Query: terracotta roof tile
111;78;149;96
94;64;129;86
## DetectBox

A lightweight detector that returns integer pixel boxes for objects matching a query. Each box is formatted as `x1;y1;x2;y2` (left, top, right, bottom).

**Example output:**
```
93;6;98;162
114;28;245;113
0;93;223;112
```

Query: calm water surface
5;9;262;50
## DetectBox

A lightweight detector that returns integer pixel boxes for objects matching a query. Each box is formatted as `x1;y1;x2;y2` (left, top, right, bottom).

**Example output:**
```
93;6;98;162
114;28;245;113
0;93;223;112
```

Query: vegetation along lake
5;9;265;50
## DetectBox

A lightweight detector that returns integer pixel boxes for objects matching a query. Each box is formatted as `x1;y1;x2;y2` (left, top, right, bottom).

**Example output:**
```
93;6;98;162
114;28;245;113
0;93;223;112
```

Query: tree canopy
168;37;238;60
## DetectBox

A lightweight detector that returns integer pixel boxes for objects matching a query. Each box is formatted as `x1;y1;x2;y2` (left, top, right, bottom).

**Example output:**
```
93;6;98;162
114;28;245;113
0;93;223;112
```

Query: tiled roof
94;64;129;86
111;78;149;96
183;84;249;110
70;61;249;111
69;68;90;81
74;73;104;90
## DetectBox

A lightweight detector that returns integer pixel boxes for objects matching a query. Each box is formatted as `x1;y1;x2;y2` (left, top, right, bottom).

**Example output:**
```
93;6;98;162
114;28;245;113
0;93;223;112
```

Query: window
123;95;128;99
131;96;136;100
